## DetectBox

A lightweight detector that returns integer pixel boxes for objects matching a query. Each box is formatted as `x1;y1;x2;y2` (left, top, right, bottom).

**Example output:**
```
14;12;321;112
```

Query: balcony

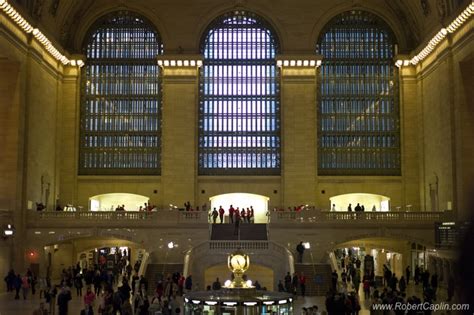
270;210;454;225
27;210;208;228
26;208;454;229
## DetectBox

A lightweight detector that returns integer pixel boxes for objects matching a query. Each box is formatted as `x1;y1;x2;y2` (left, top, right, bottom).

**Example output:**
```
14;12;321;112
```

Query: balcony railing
28;209;453;227
30;210;208;224
271;210;453;223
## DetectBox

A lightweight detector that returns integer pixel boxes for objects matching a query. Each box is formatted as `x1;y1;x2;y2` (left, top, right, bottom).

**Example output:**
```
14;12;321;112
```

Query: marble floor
0;282;454;315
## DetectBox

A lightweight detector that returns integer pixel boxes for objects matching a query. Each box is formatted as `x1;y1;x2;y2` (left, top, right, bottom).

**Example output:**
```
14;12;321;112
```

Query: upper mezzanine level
18;208;454;229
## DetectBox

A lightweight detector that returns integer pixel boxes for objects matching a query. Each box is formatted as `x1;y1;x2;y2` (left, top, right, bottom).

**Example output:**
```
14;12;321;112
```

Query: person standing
83;286;96;315
218;206;225;223
296;242;305;263
431;273;438;296
414;265;420;285
283;272;291;292
331;204;336;212
447;275;454;301
234;210;241;235
399;276;406;292
405;266;410;285
212;208;218;224
57;286;72;315
347;203;352;212
13;274;21;299
228;205;234;224
291;273;299;296
74;273;83;297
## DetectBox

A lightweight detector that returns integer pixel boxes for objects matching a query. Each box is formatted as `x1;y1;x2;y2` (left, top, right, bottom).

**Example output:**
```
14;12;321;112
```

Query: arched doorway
329;193;390;212
209;193;269;223
89;193;149;211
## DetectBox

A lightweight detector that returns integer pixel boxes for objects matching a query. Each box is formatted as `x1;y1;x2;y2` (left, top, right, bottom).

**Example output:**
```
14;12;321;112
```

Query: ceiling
9;0;471;54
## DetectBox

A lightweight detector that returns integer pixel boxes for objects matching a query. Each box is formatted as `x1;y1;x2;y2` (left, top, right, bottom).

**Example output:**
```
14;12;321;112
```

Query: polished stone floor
0;281;453;315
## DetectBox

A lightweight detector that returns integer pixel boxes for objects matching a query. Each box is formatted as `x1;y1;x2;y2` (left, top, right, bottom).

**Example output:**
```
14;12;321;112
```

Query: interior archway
329;193;390;212
209;193;269;223
89;193;149;211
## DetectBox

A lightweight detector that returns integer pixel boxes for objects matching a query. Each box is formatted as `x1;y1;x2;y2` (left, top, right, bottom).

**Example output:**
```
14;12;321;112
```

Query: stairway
144;263;184;295
294;263;332;296
210;223;268;240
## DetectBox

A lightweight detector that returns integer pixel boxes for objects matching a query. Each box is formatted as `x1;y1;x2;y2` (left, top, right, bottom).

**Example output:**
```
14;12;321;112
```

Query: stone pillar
398;64;421;210
60;65;81;206
0;60;22;269
375;249;387;276
278;57;319;207
160;56;201;207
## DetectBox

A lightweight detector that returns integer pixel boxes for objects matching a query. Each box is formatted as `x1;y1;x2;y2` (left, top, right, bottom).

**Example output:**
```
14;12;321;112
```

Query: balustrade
27;209;453;227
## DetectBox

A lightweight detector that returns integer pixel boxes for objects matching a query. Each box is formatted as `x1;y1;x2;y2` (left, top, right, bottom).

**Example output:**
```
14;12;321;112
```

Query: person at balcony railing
211;208;218;223
331;204;336;212
218;206;225;223
234;210;241;235
240;208;246;223
36;202;46;211
184;201;191;211
347;204;352;212
372;205;376;212
246;207;251;223
228;205;235;223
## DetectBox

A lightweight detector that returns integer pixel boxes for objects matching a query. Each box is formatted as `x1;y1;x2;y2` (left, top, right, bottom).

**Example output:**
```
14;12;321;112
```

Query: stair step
210;223;267;240
294;263;332;296
144;263;184;295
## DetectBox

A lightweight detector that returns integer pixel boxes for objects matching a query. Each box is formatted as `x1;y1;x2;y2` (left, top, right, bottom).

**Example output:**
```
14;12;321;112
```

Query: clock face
231;255;246;269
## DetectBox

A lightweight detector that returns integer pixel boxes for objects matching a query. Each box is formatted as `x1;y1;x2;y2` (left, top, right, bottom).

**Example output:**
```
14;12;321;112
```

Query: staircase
294;263;332;296
210;223;268;240
144;263;184;295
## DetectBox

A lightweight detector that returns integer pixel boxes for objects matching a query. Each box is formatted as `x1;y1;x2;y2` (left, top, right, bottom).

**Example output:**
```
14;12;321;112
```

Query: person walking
21;273;30;300
299;272;306;296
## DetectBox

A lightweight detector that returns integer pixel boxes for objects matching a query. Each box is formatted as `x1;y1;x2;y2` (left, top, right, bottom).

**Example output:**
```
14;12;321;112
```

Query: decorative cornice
0;0;83;67
396;2;473;67
276;55;323;68
157;55;203;68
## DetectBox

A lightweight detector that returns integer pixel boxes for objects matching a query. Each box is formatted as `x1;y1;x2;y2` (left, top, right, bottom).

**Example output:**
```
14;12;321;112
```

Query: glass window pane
199;11;280;175
80;11;163;175
317;11;400;175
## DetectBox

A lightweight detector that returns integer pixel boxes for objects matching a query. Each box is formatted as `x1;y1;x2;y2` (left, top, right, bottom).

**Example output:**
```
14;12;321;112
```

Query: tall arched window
317;11;400;175
199;11;280;175
80;11;163;175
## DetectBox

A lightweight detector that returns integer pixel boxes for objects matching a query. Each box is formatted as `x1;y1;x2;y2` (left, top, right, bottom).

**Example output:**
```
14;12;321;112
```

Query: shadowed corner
458;190;474;313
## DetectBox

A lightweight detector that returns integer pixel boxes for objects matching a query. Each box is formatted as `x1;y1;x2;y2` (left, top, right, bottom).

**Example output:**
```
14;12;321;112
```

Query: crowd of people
210;205;256;224
4;263;191;315
324;250;455;315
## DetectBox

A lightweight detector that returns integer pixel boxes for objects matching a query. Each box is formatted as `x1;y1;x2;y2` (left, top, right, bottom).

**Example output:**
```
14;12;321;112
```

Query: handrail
271;210;453;223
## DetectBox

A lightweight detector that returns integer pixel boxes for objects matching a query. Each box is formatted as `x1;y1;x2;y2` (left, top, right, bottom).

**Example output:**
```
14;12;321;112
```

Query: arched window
317;11;400;175
199;11;280;175
80;11;163;175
